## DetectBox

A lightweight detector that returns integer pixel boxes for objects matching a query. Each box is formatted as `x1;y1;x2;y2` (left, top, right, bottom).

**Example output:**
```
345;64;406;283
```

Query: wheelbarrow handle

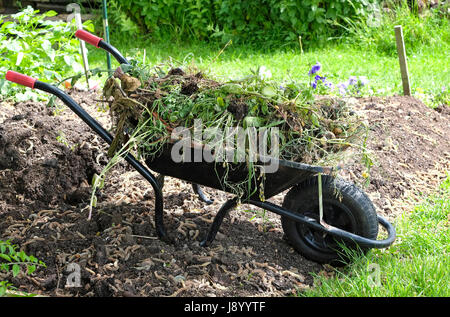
5;71;37;89
75;29;129;65
75;29;103;48
5;70;116;151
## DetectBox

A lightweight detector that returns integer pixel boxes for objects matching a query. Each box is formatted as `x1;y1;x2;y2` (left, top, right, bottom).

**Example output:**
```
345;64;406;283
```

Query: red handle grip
75;29;103;48
5;71;37;89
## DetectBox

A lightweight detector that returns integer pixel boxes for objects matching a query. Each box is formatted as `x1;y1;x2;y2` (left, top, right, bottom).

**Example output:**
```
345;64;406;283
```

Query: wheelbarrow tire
281;175;378;266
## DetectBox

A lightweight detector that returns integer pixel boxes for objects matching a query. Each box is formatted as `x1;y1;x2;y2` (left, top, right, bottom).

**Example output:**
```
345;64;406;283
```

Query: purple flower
314;75;326;82
338;82;349;89
348;76;358;86
337;82;348;95
308;62;321;76
311;74;328;90
359;76;369;86
324;81;333;89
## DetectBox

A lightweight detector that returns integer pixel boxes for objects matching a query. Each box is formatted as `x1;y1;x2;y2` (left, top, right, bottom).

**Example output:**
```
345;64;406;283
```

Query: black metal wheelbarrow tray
5;30;395;265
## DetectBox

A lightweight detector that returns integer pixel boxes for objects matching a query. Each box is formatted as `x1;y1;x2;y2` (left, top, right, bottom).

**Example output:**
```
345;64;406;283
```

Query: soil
0;90;448;297
227;100;249;121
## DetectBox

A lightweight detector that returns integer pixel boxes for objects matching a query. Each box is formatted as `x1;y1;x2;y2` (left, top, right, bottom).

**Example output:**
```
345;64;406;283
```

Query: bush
112;0;380;46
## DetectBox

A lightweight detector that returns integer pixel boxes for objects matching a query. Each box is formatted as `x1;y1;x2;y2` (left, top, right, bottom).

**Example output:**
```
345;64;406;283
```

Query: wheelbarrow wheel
281;175;378;266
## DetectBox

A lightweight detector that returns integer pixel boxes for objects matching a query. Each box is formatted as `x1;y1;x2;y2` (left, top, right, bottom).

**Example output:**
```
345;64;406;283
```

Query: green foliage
120;0;216;40
94;0;140;38
0;240;46;297
0;6;94;101
110;0;379;46
0;281;14;297
432;87;449;108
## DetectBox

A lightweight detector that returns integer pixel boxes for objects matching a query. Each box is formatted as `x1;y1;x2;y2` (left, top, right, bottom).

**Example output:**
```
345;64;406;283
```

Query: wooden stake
394;25;411;96
75;12;90;89
67;3;90;89
298;36;303;55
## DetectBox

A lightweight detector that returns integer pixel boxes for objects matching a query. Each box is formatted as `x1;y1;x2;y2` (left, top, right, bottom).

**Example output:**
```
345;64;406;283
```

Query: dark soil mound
0;101;103;207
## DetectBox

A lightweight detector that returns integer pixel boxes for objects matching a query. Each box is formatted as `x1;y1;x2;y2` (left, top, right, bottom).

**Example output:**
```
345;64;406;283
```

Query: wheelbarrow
5;30;396;265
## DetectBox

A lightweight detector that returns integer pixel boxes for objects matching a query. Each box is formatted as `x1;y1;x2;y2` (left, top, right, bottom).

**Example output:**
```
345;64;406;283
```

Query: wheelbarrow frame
4;30;396;260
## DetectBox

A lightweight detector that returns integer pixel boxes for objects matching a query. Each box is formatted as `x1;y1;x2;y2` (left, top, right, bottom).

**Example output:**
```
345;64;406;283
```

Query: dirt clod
167;68;185;76
180;81;199;96
227;100;249;121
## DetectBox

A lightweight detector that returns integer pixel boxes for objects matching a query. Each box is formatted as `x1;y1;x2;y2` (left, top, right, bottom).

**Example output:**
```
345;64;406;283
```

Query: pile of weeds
94;60;367;203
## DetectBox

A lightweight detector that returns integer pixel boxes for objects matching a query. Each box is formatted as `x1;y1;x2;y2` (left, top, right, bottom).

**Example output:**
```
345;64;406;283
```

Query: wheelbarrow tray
145;143;331;200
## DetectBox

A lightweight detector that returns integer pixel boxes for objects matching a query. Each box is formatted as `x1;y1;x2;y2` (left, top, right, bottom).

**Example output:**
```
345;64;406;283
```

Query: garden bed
0;91;448;297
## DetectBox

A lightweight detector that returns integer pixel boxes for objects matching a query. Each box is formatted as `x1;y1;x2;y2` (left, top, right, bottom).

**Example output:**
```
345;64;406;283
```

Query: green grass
88;37;448;107
298;175;450;297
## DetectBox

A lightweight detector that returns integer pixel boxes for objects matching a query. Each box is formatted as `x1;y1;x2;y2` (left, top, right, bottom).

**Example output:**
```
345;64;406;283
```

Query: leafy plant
0;240;46;297
0;6;94;101
93;0;140;39
108;0;380;47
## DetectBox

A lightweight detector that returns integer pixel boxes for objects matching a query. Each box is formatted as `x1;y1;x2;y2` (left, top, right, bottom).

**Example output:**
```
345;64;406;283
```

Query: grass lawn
88;39;449;106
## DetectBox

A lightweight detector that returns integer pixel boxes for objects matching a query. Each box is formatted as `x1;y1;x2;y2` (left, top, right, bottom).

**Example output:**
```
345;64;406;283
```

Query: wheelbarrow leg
192;183;214;205
153;185;169;242
155;174;165;189
200;198;238;247
154;174;213;205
